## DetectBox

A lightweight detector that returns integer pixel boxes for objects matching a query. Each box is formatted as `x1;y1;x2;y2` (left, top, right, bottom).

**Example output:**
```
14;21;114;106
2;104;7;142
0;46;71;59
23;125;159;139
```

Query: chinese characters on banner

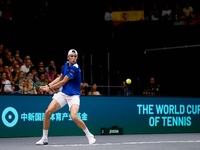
21;112;88;122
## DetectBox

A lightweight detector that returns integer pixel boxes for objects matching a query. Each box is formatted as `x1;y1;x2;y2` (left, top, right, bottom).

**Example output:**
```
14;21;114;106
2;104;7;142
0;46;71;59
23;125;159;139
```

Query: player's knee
71;114;78;122
45;109;53;118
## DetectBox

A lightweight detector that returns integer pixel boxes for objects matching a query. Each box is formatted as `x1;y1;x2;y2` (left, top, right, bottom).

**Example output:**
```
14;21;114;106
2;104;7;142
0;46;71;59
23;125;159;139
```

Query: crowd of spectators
0;43;104;96
0;43;60;95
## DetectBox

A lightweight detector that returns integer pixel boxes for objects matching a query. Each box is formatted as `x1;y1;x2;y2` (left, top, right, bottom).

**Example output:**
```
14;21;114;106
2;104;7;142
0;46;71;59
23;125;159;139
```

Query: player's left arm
45;75;71;92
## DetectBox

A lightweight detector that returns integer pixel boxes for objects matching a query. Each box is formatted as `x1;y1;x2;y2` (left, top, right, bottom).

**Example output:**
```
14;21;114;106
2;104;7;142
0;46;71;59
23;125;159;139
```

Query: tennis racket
18;76;40;92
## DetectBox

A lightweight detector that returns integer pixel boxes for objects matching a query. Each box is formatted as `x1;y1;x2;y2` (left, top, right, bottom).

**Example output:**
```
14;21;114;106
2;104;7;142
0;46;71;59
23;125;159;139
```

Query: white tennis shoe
36;137;48;145
87;134;96;144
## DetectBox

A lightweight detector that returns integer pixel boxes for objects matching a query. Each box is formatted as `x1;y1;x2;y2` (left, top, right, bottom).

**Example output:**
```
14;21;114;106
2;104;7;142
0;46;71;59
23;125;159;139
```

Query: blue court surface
0;133;200;150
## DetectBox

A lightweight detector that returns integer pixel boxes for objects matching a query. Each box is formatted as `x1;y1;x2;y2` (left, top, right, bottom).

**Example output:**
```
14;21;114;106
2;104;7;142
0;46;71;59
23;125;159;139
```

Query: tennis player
36;49;96;145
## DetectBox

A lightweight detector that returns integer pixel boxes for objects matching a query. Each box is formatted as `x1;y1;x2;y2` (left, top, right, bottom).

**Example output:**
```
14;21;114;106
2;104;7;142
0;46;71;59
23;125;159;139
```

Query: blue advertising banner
0;95;200;137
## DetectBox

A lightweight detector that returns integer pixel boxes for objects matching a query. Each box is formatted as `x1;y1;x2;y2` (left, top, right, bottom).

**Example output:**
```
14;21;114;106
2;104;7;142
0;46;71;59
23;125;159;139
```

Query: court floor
0;133;200;150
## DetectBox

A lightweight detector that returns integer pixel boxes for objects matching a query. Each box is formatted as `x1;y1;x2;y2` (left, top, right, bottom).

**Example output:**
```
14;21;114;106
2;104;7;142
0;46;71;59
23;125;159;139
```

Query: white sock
83;127;92;136
43;129;48;138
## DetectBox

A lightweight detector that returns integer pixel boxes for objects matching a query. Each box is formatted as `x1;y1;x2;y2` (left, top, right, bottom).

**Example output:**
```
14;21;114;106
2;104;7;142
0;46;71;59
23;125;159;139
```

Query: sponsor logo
2;107;19;127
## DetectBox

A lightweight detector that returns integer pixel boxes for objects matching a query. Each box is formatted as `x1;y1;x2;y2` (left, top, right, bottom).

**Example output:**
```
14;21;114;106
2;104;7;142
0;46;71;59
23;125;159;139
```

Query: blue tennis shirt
61;61;81;96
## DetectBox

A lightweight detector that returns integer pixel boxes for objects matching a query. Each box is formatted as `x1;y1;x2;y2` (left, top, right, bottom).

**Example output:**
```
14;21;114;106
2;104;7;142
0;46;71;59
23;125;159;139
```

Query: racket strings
18;78;34;91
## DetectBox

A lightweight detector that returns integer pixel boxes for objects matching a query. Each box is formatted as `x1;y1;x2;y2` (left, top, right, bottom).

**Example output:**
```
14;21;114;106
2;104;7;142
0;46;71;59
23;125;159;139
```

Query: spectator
45;60;57;73
81;81;89;95
161;4;172;20
11;60;18;72
37;61;44;68
3;51;13;66
88;83;101;95
20;58;32;74
36;66;45;78
150;3;160;21
24;55;31;63
104;6;112;21
11;64;20;83
15;50;22;58
3;64;12;82
14;53;23;67
143;77;160;96
173;3;183;21
0;57;3;72
30;66;39;82
104;6;114;38
80;85;86;95
36;72;48;94
1;72;21;94
141;4;148;21
14;71;24;93
46;65;56;83
183;2;194;20
118;81;132;96
2;48;9;59
36;72;48;86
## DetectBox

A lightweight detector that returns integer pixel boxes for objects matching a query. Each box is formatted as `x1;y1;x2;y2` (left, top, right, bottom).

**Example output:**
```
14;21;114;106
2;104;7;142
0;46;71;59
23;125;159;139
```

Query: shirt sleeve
67;67;77;79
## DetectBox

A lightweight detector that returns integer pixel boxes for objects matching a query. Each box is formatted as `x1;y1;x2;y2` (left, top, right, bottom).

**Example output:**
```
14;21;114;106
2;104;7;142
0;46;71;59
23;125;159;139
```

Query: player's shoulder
65;61;69;65
73;63;79;68
71;63;79;69
63;61;68;68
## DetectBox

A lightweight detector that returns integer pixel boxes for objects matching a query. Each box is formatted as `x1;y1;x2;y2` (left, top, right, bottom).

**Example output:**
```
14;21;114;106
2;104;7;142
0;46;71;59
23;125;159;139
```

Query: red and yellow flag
112;10;145;26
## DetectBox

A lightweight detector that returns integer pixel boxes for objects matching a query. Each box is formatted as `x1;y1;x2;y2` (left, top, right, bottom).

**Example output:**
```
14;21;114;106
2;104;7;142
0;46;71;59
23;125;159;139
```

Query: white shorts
52;92;80;111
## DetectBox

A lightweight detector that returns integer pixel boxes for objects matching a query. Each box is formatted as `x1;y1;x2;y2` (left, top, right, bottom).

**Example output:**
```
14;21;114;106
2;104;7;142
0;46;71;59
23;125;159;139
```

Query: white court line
45;140;200;147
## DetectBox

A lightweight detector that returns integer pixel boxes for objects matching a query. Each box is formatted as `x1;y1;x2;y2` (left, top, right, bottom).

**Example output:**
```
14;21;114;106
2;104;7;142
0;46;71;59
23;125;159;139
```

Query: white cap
68;49;78;56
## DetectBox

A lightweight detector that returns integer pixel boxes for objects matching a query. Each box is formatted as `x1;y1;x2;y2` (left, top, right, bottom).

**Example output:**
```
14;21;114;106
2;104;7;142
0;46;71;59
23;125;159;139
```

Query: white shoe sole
36;142;48;145
89;138;96;144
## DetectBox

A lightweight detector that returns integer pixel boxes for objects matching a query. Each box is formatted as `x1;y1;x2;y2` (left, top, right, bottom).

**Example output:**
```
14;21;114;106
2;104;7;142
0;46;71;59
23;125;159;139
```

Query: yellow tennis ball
126;78;132;84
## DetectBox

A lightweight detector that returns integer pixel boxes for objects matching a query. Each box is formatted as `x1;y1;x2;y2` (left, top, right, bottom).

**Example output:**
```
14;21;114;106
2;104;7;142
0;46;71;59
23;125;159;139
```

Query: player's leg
70;104;86;130
36;99;61;145
43;99;61;130
70;104;96;144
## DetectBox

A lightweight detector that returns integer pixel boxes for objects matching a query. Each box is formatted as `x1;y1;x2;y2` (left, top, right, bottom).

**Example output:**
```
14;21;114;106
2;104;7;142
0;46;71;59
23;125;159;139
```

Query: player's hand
44;85;51;93
39;86;47;92
46;87;51;93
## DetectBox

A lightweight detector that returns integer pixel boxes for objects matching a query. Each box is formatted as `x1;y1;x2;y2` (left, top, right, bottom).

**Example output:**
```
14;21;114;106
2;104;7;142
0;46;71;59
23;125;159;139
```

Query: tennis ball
126;78;132;84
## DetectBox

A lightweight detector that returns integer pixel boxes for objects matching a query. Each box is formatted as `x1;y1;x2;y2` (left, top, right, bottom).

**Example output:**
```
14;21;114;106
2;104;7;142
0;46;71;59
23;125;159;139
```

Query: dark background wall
1;0;200;97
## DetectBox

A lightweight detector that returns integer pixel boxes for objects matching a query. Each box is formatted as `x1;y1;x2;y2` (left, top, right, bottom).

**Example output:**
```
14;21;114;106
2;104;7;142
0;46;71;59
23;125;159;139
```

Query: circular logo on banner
2;107;19;127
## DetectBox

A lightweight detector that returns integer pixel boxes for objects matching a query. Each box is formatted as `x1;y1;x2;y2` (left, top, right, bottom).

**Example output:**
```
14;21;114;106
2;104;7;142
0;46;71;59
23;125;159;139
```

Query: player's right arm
49;73;63;86
47;75;70;91
40;73;63;92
